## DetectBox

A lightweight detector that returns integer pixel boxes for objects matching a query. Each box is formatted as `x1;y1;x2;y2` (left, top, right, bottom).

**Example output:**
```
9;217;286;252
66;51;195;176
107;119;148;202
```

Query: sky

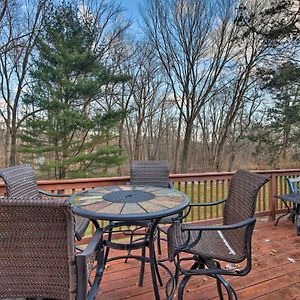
119;0;145;37
119;0;144;21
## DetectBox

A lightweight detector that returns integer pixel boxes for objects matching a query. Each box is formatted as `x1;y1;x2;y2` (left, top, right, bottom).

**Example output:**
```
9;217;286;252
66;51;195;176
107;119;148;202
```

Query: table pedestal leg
149;218;161;300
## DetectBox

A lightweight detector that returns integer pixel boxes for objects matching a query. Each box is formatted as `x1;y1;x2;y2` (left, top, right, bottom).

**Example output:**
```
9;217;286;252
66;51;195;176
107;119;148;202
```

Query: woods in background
0;0;299;178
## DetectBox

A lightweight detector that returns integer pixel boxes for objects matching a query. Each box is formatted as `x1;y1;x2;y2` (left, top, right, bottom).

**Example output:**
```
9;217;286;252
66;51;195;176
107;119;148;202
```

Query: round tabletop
70;185;190;221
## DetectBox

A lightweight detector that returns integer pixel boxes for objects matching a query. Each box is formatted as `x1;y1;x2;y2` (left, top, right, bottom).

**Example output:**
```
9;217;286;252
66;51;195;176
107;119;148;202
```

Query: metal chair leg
153;246;163;287
138;238;146;287
104;228;112;265
275;200;291;226
296;213;300;236
216;277;224;300
215;274;237;300
178;275;191;300
157;226;162;255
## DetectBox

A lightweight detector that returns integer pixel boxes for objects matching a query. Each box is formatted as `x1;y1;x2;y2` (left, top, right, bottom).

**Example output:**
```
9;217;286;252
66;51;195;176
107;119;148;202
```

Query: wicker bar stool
0;164;90;241
0;197;104;300
129;160;177;252
167;169;269;299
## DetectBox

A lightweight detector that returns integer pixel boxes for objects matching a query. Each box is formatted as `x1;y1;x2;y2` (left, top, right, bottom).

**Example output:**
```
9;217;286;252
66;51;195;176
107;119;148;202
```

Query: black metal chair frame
275;176;300;234
166;170;269;300
170;214;256;300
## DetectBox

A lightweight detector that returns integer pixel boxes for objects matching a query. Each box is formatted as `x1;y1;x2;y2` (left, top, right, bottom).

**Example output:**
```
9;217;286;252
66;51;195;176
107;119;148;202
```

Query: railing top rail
37;176;129;185
0;168;299;189
170;169;300;179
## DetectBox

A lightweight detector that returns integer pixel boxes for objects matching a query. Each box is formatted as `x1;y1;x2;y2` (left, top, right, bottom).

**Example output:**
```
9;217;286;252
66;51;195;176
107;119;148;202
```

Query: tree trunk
134;119;143;160
4;127;10;167
9;127;17;166
181;119;193;173
117;121;124;175
174;113;182;173
227;146;235;172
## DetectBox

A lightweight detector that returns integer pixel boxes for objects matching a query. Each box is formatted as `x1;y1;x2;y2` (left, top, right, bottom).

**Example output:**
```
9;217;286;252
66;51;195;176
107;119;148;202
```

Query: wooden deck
96;218;300;300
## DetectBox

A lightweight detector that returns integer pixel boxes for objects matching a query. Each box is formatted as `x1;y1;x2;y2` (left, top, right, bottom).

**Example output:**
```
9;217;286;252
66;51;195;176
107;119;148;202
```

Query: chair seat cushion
167;222;246;263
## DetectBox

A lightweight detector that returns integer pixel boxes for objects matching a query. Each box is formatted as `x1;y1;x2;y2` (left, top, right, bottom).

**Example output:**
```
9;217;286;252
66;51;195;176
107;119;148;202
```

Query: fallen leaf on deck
269;249;277;255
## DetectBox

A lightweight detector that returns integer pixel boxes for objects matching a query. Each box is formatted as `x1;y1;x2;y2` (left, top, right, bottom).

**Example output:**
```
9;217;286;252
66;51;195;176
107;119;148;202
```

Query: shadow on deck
96;218;300;300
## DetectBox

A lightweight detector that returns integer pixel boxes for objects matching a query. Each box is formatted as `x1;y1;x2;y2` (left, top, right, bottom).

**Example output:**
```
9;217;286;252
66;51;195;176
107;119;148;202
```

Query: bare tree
144;0;242;173
0;0;48;166
124;43;169;160
198;32;271;172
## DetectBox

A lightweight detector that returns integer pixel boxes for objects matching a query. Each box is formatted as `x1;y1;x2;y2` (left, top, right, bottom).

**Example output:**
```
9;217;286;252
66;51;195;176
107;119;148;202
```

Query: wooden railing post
269;171;277;221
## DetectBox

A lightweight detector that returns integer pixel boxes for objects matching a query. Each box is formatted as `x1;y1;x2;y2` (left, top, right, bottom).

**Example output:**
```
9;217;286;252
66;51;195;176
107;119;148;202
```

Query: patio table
70;185;190;300
275;193;300;235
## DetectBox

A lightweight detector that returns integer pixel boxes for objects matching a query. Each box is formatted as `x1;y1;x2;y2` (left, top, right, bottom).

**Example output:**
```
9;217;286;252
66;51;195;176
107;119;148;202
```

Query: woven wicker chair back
223;170;269;258
0;164;40;198
130;160;170;188
0;197;76;299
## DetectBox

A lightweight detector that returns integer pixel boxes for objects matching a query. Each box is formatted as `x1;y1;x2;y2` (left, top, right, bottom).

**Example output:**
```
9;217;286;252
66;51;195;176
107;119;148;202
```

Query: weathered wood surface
71;185;187;216
94;218;300;299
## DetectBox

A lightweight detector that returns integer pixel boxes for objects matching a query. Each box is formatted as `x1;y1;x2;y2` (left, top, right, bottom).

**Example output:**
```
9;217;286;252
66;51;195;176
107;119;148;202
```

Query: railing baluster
216;179;219;218
204;180;207;220
191;181;195;222
209;180;213;219
197;181;201;221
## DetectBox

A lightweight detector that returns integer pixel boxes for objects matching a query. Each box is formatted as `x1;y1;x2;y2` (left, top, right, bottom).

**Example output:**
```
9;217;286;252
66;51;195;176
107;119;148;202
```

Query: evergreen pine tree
20;3;128;179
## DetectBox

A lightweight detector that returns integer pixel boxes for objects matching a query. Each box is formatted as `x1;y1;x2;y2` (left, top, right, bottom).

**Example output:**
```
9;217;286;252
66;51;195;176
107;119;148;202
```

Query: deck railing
0;169;299;226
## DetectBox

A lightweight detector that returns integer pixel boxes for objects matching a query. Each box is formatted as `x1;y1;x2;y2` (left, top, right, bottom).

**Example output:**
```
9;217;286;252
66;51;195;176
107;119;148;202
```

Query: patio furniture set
0;162;277;300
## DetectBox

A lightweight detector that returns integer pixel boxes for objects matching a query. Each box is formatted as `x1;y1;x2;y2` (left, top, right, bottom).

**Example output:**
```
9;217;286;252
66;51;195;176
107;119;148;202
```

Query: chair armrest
181;217;256;232
75;217;90;241
179;198;227;220
76;228;104;299
76;228;103;258
169;217;256;258
39;189;71;197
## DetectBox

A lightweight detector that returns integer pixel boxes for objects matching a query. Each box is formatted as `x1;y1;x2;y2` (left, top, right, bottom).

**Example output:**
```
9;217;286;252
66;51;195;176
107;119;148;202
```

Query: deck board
95;218;300;299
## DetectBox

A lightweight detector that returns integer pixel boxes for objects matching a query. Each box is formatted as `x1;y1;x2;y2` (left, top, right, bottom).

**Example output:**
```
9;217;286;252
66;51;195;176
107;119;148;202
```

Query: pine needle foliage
20;2;128;179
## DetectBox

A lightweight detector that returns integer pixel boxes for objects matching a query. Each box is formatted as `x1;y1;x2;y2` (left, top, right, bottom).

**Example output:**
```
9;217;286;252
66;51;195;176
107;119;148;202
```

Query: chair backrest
223;170;269;261
286;176;300;194
223;169;269;225
0;197;76;299
0;164;40;198
130;160;171;188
